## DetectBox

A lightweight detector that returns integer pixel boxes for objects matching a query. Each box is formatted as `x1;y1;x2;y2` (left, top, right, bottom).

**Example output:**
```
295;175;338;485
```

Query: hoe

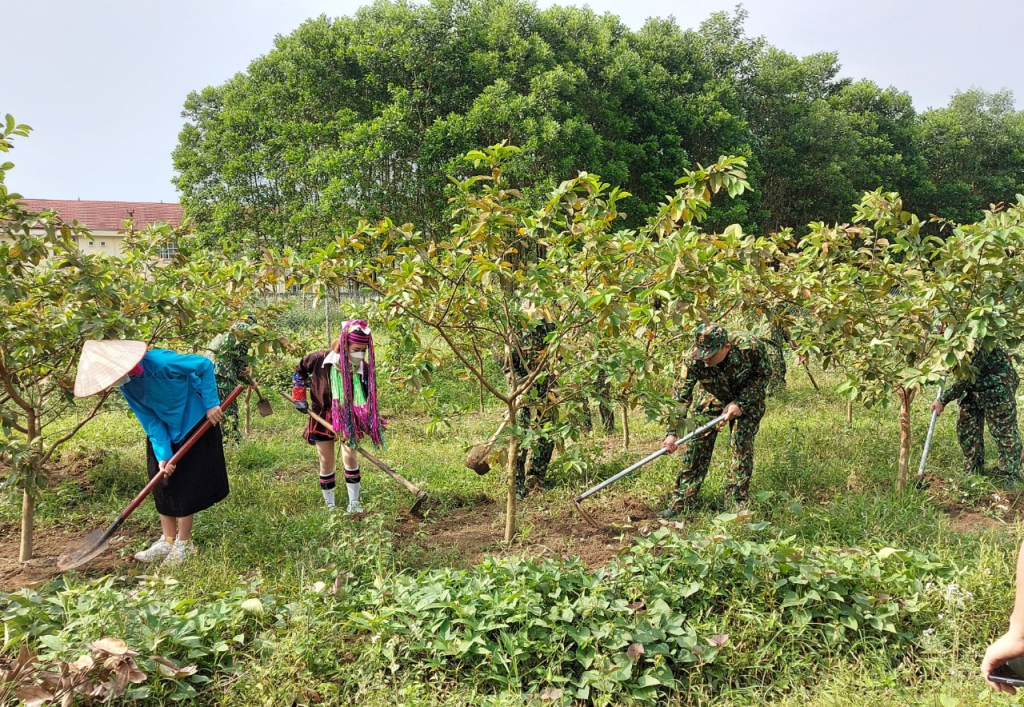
572;413;727;529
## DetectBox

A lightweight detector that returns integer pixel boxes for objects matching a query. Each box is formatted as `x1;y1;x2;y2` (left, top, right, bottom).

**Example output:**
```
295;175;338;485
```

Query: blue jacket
120;349;221;461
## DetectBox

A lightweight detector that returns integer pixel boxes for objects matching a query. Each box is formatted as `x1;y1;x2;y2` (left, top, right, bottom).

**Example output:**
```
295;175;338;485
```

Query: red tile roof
19;199;183;232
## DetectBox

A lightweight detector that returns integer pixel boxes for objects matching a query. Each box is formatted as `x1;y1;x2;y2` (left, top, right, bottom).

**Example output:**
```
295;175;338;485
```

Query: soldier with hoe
931;343;1022;485
661;323;772;515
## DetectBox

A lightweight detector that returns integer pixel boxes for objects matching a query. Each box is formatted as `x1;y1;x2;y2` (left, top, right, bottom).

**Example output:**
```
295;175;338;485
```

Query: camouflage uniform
207;322;255;444
512;323;556;496
940;346;1021;479
666;325;772;508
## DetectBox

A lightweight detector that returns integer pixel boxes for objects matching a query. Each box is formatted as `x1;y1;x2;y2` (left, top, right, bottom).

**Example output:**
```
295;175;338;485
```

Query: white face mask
349;351;366;363
112;375;130;388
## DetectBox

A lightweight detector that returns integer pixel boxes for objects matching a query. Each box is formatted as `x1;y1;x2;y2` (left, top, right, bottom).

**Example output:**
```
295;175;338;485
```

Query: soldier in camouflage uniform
206;320;256;444
932;345;1021;480
662;323;772;512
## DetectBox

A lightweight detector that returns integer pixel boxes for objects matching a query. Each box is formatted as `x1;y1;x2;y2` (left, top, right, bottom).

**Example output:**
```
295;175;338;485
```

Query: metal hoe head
573;497;602;530
256;396;273;417
57;527;111;572
410;490;428;517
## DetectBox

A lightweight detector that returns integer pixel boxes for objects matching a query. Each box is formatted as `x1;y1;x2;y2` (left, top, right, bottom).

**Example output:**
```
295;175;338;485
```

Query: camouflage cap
689;323;729;361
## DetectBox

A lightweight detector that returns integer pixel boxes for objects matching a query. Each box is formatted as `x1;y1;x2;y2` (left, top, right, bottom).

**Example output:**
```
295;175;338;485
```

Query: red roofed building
16;199;184;258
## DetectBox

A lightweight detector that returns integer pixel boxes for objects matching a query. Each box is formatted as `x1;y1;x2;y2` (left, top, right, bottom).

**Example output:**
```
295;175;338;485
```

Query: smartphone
989;657;1024;687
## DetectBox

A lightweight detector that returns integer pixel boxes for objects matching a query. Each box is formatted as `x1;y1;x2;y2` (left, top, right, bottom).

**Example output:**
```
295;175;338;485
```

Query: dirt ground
922;473;1024;533
0;449;137;591
395;492;663;570
0;524;137;592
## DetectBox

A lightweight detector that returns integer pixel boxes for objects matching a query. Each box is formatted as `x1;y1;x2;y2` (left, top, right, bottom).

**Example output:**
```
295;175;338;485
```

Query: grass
2;342;1023;705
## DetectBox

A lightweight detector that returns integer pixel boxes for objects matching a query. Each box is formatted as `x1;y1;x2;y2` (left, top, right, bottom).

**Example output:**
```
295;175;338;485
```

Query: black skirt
145;417;229;517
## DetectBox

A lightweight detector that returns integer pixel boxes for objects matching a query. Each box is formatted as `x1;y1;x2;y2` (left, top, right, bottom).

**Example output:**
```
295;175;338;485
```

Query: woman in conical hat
75;340;229;567
291;319;385;513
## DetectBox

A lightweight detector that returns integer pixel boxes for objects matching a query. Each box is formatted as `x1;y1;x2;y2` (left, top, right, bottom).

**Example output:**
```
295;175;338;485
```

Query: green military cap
689;323;729;361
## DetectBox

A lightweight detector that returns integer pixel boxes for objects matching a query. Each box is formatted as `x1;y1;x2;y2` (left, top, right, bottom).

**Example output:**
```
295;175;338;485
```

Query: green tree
267;145;750;539
917;89;1024;222
759;191;1024;490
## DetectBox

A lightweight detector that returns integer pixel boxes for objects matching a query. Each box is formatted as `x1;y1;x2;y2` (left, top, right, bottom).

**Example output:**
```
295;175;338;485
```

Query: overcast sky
5;0;1022;202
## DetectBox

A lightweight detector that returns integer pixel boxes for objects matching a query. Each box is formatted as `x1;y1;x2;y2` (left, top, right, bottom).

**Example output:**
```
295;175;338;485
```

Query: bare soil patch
395;493;663;570
923;474;1024;533
0;523;138;592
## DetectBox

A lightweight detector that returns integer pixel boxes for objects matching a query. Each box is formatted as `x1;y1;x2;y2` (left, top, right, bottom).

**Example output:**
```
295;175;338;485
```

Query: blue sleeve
158;350;221;410
122;392;174;462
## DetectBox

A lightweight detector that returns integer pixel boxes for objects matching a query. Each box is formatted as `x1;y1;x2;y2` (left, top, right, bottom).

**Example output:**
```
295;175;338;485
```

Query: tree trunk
19;490;34;562
622;405;630;450
504;426;520;542
20;410;37;562
896;387;917;492
846;400;853;425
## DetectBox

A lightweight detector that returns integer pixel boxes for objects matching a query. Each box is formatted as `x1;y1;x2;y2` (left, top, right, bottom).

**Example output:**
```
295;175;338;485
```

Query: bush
346;515;953;704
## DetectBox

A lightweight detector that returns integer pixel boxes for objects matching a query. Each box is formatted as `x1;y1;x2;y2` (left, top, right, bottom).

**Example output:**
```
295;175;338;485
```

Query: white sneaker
346;503;364;515
161;540;193;567
134;537;173;563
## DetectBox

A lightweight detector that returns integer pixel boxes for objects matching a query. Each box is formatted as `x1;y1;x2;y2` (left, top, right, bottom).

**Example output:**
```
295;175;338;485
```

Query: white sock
319;471;337;509
344;466;361;509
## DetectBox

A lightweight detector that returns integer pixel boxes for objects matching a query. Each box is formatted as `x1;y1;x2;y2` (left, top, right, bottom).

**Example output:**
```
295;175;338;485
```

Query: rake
57;384;245;572
572;413;727;529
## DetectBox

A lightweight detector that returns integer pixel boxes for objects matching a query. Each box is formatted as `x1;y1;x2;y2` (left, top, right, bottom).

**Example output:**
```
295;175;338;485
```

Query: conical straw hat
74;340;147;398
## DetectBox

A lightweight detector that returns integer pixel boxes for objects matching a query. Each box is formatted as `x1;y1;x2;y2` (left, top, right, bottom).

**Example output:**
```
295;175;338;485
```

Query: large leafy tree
917;89;1024;223
174;0;724;255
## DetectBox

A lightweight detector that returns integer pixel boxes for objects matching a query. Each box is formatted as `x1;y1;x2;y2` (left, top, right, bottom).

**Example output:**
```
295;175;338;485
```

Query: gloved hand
295;400;309;414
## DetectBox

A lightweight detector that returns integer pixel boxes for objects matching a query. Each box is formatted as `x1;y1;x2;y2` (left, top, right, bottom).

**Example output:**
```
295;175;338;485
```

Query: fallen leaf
90;637;129;656
16;685;54;707
539;686;564;701
627;642;645;660
70;654;95;672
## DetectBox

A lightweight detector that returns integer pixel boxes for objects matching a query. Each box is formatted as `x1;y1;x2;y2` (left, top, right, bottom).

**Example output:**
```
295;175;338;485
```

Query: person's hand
931;400;945;416
982;631;1024;694
294;400;309;415
206;406;224;425
722;402;743;423
159;459;177;477
796;353;808;366
663;435;678;453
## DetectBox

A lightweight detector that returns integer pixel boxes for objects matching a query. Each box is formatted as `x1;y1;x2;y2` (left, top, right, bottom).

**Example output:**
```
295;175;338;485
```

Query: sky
4;0;1022;203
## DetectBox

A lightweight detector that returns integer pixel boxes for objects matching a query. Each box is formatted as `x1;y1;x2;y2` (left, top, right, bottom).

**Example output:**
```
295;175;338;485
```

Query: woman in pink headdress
291;320;385;513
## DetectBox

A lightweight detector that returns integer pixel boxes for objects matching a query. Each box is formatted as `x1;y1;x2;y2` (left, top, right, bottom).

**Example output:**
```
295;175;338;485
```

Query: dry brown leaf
16;684;54;707
539;686;564;701
707;634;730;648
627;642;645;660
70;654;94;672
90;637;129;656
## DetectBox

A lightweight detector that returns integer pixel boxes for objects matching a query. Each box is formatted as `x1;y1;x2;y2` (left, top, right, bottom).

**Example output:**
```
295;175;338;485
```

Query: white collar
322;350;341;367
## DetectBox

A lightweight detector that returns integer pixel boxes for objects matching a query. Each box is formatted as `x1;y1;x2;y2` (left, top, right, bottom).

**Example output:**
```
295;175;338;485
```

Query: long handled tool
276;390;428;515
57;384;245;571
915;384;943;485
573;413;728;528
251;381;273;417
465;413;510;475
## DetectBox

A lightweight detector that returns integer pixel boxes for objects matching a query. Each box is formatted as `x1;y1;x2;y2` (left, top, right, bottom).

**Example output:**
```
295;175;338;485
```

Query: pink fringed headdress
331;319;384;448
